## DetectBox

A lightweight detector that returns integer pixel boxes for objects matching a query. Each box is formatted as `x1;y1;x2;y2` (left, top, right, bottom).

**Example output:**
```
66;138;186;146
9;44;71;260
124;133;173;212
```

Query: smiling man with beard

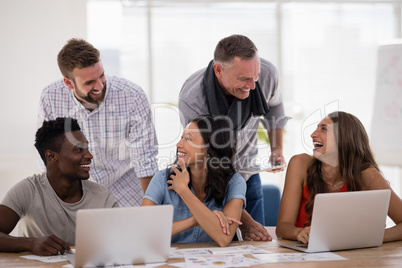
38;38;159;207
0;117;118;256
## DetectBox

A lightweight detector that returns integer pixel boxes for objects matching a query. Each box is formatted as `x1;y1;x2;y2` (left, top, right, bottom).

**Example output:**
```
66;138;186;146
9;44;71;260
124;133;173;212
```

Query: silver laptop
277;189;391;253
70;205;173;267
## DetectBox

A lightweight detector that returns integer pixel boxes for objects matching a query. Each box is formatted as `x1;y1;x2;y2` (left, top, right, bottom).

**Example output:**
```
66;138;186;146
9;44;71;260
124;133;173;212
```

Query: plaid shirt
38;76;159;207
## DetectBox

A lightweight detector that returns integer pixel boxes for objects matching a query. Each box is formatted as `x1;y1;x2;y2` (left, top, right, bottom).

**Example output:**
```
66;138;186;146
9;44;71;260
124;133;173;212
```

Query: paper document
239;162;286;175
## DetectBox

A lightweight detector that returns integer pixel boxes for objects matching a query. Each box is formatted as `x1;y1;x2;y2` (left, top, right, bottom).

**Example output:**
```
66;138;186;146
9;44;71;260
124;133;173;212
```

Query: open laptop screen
278;189;390;253
74;205;174;267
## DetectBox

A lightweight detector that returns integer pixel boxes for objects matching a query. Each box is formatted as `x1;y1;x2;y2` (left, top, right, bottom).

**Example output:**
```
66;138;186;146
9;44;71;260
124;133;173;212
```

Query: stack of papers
20;244;347;268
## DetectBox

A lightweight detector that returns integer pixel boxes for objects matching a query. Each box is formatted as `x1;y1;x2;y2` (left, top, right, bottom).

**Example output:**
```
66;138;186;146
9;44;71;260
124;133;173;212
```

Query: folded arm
141;198;198;236
178;188;243;247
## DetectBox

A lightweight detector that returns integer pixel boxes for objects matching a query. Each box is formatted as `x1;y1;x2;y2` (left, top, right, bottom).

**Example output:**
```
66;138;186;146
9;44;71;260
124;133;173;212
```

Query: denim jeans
245;173;265;226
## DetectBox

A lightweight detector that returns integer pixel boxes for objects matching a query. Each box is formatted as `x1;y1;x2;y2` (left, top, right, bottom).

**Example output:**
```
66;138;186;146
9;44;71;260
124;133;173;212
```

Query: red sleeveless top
296;183;348;228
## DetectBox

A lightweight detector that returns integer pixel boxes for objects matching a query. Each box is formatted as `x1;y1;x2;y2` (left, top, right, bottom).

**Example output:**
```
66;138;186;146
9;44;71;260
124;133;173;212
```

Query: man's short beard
73;80;106;106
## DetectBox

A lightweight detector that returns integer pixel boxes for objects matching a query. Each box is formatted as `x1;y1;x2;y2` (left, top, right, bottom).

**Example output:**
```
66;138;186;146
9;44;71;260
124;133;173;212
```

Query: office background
1;0;401;224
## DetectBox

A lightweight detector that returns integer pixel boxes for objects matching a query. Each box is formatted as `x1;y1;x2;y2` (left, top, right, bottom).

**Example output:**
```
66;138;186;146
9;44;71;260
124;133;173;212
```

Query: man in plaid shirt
38;38;158;207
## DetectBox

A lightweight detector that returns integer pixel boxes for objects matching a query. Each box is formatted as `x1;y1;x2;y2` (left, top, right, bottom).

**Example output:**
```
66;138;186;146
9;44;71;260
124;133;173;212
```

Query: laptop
70;205;174;267
277;189;391;253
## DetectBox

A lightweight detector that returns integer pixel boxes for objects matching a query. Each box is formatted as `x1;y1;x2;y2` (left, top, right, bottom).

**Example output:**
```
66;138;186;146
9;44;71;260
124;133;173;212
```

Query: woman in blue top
142;115;246;247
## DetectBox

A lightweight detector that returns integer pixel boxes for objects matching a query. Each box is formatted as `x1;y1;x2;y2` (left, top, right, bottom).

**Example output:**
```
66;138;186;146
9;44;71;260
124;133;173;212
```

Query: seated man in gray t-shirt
0;117;119;256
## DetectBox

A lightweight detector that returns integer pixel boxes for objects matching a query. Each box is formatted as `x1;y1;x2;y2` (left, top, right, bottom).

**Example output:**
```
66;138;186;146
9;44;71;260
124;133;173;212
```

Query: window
87;1;401;195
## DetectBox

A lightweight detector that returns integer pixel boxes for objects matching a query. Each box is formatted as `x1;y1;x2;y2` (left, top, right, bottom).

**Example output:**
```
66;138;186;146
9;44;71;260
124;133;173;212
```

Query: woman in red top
276;111;402;244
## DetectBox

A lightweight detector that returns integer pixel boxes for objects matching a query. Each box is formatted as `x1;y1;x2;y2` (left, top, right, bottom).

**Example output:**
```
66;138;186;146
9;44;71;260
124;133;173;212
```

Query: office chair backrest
262;184;281;226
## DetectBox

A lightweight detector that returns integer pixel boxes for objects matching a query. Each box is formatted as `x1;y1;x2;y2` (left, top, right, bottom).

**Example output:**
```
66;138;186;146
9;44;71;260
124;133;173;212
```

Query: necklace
322;178;345;189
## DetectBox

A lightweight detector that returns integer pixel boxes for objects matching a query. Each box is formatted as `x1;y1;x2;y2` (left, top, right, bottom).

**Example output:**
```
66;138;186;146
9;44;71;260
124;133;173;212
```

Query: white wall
0;0;87;203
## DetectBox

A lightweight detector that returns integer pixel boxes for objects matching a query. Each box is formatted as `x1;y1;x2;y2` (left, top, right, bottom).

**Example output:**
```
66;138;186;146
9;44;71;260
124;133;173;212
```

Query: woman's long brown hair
304;111;379;226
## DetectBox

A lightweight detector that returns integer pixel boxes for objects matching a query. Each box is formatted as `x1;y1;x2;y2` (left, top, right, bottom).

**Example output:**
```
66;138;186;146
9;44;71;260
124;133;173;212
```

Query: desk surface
1;239;402;267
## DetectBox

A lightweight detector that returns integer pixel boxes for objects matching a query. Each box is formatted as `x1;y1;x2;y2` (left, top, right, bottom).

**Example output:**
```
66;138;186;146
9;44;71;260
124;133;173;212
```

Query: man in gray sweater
179;34;287;241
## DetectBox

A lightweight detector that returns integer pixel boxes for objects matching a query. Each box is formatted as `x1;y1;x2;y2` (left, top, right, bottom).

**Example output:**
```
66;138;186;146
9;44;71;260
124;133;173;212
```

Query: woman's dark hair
304;111;379;226
167;115;237;206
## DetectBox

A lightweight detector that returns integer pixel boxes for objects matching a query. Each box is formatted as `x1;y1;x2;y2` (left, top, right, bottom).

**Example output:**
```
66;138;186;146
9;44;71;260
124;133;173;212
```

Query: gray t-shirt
1;173;119;246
